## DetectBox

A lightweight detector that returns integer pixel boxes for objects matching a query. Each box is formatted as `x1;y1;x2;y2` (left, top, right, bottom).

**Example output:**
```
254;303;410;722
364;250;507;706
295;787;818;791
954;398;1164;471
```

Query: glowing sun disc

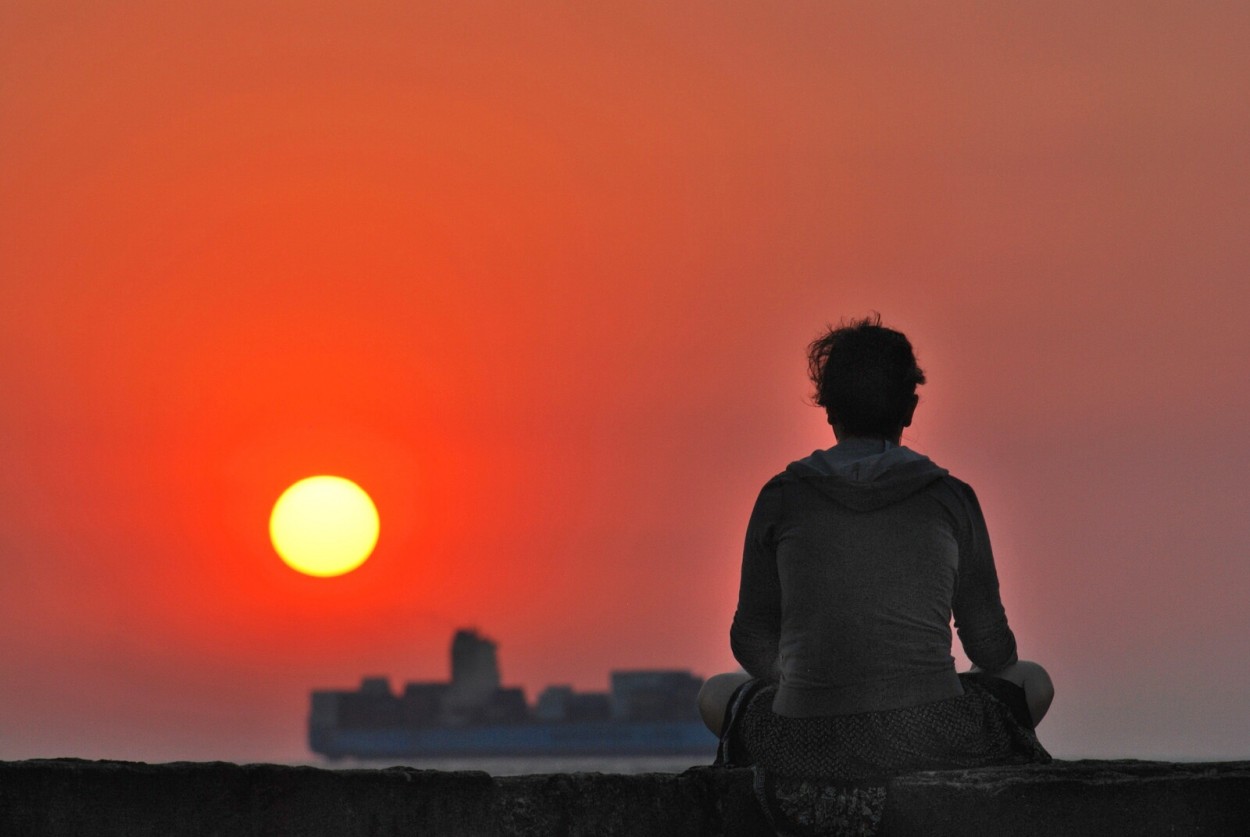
270;476;379;577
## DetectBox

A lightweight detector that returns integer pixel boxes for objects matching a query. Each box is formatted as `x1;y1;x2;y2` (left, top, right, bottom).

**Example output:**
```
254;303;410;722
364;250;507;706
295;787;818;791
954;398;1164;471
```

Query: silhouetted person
700;316;1053;820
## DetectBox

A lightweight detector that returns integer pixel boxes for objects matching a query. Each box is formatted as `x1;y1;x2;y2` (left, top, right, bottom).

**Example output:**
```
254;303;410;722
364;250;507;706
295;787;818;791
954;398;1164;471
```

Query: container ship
309;629;718;758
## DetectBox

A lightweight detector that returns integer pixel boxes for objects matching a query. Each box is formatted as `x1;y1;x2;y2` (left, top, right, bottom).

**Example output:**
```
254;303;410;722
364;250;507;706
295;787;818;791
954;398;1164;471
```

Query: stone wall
2;758;1248;836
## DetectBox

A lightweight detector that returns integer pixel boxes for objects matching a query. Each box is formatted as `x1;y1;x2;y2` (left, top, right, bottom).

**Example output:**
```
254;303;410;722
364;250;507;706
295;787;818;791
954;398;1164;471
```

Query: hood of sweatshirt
785;439;949;512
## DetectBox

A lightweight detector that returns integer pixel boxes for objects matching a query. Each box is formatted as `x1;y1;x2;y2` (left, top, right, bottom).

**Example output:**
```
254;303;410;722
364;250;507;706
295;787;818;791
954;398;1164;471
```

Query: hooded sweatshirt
730;438;1018;717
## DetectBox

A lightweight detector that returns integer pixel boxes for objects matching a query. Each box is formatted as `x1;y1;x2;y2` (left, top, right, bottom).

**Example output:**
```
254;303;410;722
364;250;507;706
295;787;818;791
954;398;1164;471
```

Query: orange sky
3;2;1249;762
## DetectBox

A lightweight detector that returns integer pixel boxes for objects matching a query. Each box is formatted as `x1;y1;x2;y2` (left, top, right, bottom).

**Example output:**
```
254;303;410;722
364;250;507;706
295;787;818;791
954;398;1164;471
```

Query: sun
269;475;380;577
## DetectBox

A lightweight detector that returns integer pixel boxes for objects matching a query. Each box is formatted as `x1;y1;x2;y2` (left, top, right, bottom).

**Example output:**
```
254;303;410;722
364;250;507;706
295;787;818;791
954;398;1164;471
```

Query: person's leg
698;671;753;736
983;660;1054;727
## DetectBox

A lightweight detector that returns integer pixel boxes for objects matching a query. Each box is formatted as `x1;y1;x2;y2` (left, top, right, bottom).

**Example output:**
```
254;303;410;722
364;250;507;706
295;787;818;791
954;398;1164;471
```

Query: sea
294;754;711;775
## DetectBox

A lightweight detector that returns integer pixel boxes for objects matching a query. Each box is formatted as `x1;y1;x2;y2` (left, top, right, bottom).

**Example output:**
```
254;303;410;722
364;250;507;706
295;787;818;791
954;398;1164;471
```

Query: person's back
699;315;1054;801
733;439;1020;717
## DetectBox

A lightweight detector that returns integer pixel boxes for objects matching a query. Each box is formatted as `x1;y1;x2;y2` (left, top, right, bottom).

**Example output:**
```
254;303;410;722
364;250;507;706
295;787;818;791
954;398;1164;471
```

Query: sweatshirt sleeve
949;480;1019;672
730;476;784;680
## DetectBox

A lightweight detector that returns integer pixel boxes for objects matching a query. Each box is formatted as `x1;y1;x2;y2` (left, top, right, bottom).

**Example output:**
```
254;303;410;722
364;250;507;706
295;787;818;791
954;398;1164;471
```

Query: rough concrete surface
0;759;767;837
1;758;1248;836
884;760;1250;836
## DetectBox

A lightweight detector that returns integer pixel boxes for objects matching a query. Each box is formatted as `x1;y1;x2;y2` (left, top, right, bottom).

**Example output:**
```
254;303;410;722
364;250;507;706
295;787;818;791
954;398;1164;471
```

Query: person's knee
1025;661;1055;724
1026;661;1054;693
1001;660;1054;727
698;672;750;736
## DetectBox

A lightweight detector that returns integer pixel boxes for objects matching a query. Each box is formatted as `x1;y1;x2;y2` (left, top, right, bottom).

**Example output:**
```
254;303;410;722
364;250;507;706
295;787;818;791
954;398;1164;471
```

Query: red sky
3;2;1248;763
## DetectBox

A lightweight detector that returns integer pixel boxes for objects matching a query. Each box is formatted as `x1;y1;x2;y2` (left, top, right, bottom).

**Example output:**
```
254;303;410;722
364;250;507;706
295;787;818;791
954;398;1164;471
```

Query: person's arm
950;481;1019;673
730;477;784;681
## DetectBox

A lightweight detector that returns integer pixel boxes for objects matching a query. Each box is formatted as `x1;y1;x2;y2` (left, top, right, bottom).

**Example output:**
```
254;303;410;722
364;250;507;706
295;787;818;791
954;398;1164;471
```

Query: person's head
806;314;925;441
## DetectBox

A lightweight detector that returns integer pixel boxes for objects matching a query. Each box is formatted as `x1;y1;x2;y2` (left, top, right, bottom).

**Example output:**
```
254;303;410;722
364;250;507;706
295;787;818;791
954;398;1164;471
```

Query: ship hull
310;720;718;759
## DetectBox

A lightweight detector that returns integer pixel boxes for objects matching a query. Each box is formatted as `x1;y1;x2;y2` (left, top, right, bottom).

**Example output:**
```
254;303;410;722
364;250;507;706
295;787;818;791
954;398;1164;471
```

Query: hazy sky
3;2;1248;763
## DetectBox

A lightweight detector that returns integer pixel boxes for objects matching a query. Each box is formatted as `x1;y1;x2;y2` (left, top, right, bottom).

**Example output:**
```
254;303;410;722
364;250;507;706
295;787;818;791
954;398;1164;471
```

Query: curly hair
807;314;926;437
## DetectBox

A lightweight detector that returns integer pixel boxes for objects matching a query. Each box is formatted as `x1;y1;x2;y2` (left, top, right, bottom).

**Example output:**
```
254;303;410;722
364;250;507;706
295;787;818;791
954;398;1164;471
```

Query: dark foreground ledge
2;759;1248;836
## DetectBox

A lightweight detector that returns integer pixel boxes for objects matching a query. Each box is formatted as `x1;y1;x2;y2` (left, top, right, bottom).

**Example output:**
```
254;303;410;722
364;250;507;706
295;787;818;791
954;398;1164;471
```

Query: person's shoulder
751;467;804;511
766;451;824;485
925;472;988;525
758;470;796;496
893;448;969;497
936;472;975;495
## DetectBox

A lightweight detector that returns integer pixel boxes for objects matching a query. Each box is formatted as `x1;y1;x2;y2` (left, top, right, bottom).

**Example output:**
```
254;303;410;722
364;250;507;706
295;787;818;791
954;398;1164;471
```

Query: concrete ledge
884;760;1250;836
2;758;1248;836
0;760;768;837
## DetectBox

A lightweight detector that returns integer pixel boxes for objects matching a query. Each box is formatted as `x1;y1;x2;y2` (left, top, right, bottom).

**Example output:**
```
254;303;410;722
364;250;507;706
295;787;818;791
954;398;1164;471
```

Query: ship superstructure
309;630;717;758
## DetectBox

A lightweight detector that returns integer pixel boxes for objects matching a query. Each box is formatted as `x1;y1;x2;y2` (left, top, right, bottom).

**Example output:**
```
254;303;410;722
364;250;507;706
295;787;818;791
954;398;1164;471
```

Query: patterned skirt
715;673;1051;836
